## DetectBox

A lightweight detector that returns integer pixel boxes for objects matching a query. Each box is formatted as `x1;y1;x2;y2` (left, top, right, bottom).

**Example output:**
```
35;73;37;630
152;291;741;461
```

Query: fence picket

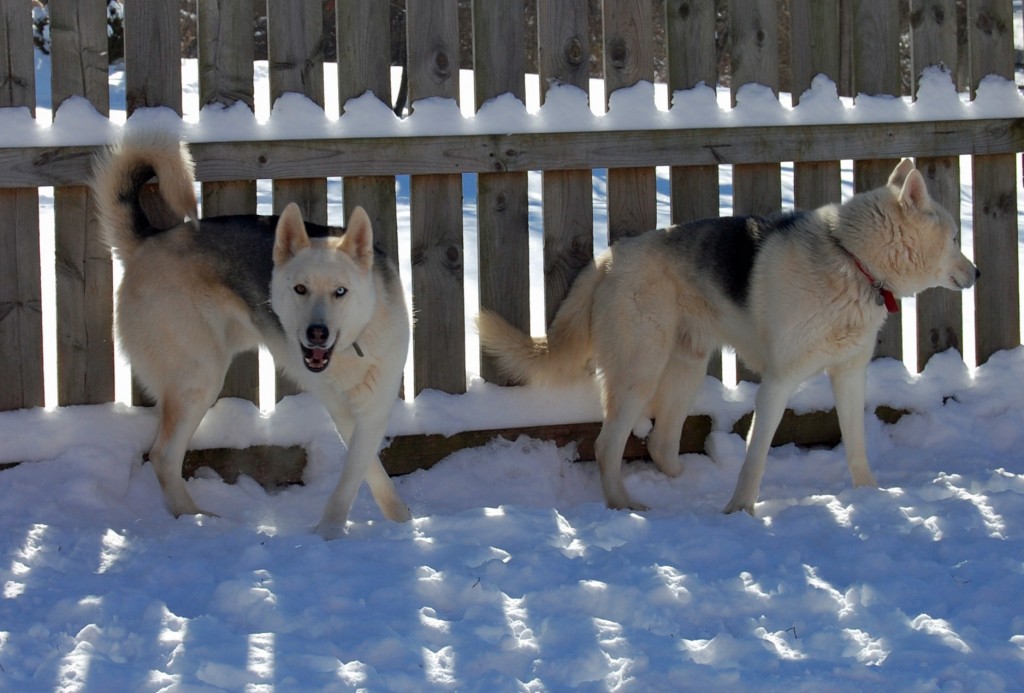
337;0;400;266
970;0;1019;365
50;2;114;406
730;0;780;383
911;0;965;369
407;0;466;395
852;0;904;360
198;0;261;404
0;0;42;412
474;0;530;385
538;0;594;328
603;0;657;243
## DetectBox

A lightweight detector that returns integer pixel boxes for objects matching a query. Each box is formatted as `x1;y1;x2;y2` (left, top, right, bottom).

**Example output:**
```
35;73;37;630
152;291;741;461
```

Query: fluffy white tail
91;131;198;261
478;261;602;385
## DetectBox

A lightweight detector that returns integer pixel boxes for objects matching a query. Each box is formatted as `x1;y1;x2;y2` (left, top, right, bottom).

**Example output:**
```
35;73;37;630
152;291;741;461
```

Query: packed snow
1;50;1024;691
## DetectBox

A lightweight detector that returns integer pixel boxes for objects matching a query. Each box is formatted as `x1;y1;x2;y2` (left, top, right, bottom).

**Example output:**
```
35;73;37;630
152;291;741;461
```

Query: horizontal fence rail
1;119;1023;188
0;0;1021;478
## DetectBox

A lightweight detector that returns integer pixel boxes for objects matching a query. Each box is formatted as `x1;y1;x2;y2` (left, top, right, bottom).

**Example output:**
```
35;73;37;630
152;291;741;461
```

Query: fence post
407;0;467;395
0;0;43;411
911;0;965;370
538;0;594;328
969;0;1019;365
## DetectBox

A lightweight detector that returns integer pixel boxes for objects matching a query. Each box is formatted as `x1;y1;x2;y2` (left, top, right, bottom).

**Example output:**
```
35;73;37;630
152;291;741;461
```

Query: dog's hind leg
647;351;709;478
724;375;799;515
147;380;221;517
829;356;877;488
595;389;652;511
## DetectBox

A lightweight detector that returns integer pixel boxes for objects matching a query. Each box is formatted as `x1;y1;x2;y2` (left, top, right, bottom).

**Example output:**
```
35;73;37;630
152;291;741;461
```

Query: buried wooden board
380;406;907;476
0;408;905;486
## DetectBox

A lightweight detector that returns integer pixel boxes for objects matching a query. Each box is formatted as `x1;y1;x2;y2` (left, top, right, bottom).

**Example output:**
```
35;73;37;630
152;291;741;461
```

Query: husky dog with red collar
480;160;978;514
93;131;410;538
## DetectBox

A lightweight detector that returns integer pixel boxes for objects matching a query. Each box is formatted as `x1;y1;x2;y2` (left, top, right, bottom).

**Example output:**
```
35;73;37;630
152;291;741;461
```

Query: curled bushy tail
91;130;198;261
478;261;603;385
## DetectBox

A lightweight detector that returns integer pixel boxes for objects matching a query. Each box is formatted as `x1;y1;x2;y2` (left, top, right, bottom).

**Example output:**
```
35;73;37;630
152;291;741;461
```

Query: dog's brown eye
294;284;307;295
335;287;347;298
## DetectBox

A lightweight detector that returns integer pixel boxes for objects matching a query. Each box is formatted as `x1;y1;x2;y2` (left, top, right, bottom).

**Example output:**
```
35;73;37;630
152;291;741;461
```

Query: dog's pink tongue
310;347;329;365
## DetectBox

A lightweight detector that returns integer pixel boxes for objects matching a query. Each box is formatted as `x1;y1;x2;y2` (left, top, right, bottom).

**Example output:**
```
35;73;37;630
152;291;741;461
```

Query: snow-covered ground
1;53;1023;690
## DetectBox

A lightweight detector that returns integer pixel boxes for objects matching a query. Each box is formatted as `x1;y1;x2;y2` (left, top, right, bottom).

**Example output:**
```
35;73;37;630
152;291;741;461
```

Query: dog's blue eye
335;287;347;298
294;285;307;295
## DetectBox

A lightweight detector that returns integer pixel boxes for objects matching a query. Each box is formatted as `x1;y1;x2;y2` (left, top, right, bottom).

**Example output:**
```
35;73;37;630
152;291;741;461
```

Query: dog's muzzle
302;324;336;372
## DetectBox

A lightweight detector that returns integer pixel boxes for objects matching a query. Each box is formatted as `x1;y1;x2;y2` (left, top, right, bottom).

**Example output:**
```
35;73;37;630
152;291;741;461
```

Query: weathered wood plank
408;0;466;394
50;2;115;406
790;0;842;209
730;0;780;383
666;0;724;379
538;0;594;327
198;0;261;405
853;0;904;361
474;0;530;385
267;0;328;224
267;0;328;400
379;406;907;476
665;0;719;224
911;0;965;369
337;0;399;264
0;189;43;411
969;0;1019;365
730;0;782;216
0;0;36;112
124;0;181;115
2;119;1022;188
0;0;43;411
604;0;657;242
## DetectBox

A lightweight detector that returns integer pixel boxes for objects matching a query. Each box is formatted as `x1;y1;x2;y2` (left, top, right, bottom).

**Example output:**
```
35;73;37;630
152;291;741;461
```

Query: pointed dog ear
273;203;311;265
341;206;374;271
898;168;933;212
887;158;916;189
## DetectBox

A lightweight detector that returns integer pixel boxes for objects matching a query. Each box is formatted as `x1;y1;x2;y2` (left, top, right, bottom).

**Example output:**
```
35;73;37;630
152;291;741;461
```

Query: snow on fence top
0;0;1021;414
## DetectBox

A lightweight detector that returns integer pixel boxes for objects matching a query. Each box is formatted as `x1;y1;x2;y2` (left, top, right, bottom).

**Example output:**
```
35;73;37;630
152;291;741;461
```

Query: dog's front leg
828;357;877;488
316;410;410;539
724;377;797;515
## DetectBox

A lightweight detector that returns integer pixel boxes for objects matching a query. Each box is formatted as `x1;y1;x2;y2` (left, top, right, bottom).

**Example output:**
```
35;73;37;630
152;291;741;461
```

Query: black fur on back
674;210;809;307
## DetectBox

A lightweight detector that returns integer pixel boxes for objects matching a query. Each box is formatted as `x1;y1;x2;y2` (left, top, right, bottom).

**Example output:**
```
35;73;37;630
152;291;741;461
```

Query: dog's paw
607;497;650;513
383;502;413;523
314;521;348;541
722;498;756;516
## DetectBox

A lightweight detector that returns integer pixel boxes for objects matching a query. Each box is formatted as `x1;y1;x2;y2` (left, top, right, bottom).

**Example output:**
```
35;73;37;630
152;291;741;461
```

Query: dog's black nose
975;267;981;280
306;324;330;346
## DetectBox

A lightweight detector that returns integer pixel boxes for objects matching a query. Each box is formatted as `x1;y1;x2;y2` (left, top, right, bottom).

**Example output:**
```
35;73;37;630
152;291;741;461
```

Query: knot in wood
564;37;584;67
678;3;691;20
444;243;462;270
433;48;451;79
608;37;628;71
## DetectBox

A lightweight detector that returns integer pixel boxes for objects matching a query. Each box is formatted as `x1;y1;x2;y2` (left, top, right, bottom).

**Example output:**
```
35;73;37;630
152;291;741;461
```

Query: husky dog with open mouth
93;131;410;538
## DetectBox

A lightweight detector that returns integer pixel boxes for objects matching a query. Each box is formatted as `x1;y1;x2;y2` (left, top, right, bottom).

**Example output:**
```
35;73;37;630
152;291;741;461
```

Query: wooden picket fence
0;1;1021;475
